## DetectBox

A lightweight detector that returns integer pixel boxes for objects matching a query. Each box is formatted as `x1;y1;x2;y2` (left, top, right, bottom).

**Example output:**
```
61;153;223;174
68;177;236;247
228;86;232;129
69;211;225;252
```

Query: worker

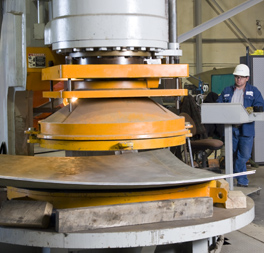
217;64;264;187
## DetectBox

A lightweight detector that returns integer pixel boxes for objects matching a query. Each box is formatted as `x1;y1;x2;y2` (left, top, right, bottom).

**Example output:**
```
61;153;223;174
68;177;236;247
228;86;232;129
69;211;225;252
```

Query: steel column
168;0;177;45
195;0;202;74
37;0;44;24
42;247;50;253
168;0;181;111
192;239;208;253
67;78;72;112
187;137;194;168
48;0;52;21
141;246;156;253
225;124;234;190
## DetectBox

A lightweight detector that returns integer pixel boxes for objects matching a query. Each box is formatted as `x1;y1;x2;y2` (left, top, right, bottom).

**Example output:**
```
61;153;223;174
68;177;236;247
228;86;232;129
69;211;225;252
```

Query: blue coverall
217;83;264;185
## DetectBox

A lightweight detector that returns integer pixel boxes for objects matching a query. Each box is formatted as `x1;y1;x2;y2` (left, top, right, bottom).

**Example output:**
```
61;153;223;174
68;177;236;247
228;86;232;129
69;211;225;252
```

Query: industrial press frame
0;1;255;252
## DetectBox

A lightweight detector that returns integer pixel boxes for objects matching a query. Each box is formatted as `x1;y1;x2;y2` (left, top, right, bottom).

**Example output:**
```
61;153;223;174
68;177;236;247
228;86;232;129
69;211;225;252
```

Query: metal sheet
0;149;254;190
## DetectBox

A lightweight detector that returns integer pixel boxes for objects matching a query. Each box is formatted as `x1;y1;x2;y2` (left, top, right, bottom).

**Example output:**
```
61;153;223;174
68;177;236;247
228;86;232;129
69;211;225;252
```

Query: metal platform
0;197;254;252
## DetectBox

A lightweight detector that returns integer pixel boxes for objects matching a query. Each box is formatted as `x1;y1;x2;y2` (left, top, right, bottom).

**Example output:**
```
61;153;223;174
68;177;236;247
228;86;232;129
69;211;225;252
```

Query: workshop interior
0;0;264;252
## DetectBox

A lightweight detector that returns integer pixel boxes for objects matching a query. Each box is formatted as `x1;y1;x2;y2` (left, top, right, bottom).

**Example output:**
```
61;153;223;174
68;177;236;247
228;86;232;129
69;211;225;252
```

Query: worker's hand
246;107;254;114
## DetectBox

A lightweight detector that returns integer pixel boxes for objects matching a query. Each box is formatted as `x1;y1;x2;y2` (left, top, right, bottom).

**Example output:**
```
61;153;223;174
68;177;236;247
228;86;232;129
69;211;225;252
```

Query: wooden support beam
0;200;53;228
56;197;213;233
225;191;247;209
217;179;230;192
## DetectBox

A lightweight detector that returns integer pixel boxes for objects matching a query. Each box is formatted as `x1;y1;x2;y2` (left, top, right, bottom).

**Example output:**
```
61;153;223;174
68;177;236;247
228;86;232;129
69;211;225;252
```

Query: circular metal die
75;56;145;65
48;0;168;51
70;50;152;58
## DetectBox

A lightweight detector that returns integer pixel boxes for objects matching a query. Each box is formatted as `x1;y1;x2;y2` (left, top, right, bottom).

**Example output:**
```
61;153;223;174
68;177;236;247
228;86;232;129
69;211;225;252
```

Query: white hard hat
233;64;250;76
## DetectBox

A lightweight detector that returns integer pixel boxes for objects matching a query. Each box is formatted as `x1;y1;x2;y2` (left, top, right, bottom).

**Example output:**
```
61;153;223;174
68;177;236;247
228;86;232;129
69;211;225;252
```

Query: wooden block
225;191;247;209
56;197;213;233
0;200;53;228
216;179;229;193
208;159;219;168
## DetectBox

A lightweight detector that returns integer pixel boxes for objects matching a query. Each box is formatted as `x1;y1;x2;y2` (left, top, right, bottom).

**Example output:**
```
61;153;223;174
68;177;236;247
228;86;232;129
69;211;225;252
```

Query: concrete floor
247;166;264;227
221;165;264;252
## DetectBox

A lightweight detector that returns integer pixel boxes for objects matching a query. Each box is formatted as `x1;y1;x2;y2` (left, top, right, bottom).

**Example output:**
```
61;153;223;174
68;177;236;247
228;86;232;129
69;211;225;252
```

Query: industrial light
71;97;78;103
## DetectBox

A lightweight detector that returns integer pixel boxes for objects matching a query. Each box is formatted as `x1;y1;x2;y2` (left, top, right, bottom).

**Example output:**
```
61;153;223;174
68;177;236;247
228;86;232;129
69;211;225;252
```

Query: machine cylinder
47;0;168;51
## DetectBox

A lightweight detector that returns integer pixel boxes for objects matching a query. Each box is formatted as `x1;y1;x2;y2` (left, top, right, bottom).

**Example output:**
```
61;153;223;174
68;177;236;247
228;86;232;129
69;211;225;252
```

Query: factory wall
177;0;264;75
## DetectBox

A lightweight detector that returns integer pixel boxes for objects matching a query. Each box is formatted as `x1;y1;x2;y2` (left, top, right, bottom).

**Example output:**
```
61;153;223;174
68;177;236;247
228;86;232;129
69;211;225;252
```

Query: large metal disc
0;149;243;190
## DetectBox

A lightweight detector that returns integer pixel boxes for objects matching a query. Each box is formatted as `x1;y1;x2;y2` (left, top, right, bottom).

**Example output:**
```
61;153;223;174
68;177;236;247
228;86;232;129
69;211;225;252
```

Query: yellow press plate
36;135;187;151
7;181;227;209
42;64;189;81
43;89;188;99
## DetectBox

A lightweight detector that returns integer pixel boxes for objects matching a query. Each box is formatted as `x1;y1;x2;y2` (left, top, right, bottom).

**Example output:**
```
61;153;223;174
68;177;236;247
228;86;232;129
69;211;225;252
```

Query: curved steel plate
0;149;254;190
